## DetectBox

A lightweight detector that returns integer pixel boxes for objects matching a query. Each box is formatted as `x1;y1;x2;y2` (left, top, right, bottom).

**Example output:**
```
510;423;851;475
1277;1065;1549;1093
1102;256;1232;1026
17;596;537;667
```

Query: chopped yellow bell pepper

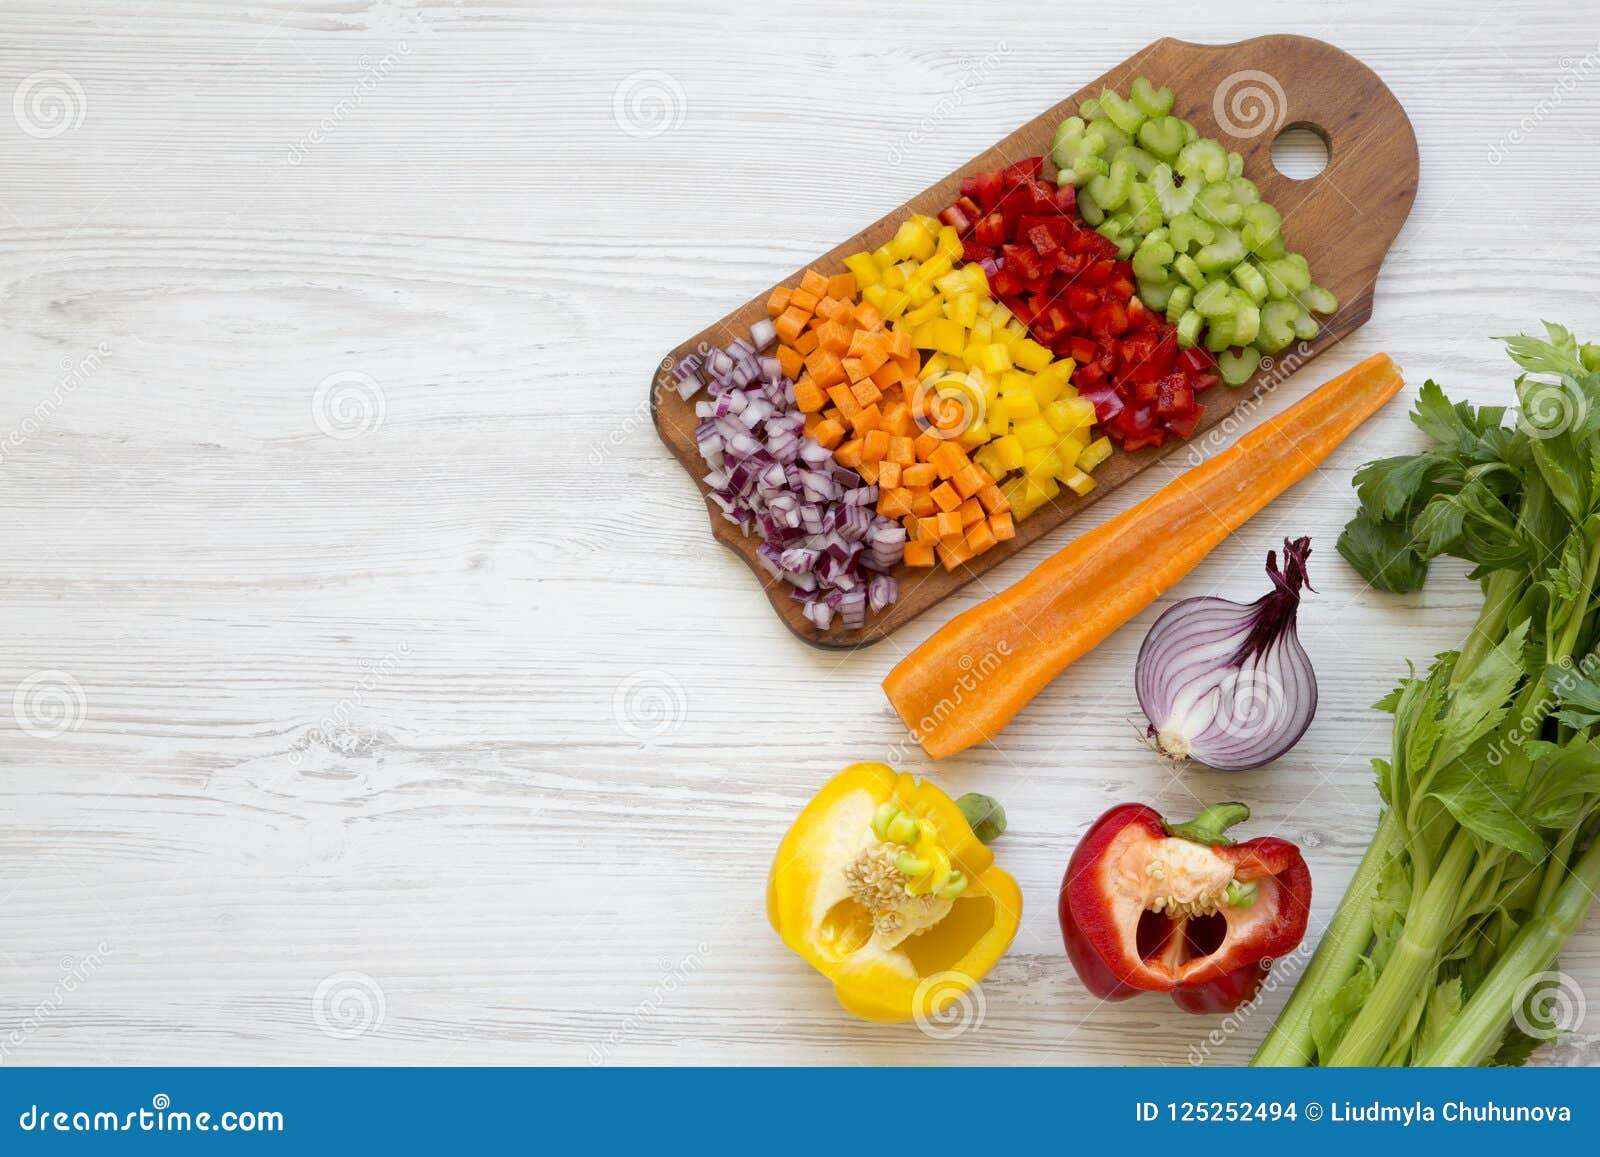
767;762;1021;1024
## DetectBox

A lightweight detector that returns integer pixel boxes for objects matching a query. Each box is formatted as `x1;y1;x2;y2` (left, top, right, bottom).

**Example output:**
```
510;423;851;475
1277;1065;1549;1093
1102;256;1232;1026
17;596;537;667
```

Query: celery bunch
1255;325;1600;1066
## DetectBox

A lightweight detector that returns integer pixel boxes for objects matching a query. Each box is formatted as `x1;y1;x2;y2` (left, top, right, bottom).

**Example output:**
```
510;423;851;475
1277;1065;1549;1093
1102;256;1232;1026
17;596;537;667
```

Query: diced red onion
688;338;903;630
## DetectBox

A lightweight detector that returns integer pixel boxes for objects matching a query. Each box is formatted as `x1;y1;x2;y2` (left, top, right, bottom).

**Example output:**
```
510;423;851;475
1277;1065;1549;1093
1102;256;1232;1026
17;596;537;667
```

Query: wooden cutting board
652;34;1417;649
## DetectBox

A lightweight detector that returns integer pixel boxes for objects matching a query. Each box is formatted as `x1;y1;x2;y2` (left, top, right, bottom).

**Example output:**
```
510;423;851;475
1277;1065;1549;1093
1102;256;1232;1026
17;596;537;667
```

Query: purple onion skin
1134;537;1318;772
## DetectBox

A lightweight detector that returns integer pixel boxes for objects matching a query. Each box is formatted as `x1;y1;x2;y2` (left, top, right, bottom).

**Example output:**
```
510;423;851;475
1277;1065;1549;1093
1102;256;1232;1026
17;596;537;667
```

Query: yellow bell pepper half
766;762;1022;1024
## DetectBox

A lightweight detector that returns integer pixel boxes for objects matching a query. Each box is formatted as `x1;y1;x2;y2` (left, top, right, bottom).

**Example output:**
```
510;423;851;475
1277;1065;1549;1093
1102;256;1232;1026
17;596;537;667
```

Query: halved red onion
680;324;903;630
1134;537;1317;771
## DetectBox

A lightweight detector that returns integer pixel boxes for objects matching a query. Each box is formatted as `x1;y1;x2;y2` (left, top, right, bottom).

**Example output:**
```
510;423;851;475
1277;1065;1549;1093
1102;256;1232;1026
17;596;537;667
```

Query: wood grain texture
0;0;1598;1067
654;34;1418;648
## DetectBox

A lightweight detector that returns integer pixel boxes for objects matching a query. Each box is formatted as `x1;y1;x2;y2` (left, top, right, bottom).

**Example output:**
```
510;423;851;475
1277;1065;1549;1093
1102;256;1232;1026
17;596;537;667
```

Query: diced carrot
886;435;915;466
952;464;985;499
852;405;884;436
938;541;974;571
931;482;961;512
775;307;809;345
888;329;914;359
903;462;937;488
842;358;869;385
794;378;828;414
935;511;962;539
913;431;943;461
977;483;1007;514
852;379;883;408
856;345;890;377
911;491;937;517
814;296;849;321
767;287;792;317
846;328;877;358
878;460;901;489
871;362;902;391
789;287;820;313
835;438;864;468
862;428;890;461
878;487;913;519
805;349;846;389
966;519;998;555
989;511;1015;541
858;460;879;484
799;269;830;297
826;272;857;299
813;417;846;449
817;321;852;356
794;329;819;355
959;497;984;527
776;344;805;381
827;383;861;418
854;301;883;329
904;541;936;567
914;515;942;543
930;443;965;479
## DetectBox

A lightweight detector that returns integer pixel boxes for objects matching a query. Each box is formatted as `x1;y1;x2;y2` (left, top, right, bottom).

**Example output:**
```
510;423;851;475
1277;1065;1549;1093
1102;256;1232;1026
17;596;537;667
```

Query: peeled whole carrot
883;353;1405;759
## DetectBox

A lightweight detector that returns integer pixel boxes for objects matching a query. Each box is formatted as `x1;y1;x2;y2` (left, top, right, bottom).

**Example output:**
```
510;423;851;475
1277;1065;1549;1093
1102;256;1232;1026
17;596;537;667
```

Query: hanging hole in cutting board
1270;124;1330;180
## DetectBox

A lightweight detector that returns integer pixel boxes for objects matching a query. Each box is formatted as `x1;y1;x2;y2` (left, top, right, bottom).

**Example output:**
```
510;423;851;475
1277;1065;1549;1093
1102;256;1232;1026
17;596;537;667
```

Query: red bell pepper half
1059;802;1311;1013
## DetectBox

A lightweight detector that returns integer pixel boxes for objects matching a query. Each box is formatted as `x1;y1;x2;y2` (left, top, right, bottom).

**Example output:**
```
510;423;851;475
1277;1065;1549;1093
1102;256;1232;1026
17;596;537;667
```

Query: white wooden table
2;0;1598;1066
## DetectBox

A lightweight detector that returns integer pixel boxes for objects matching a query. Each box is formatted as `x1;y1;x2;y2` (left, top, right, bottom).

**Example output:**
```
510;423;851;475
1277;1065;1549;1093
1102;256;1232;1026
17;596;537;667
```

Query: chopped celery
1226;150;1245;179
1130;76;1174;117
1231;300;1261;346
1195;227;1245;273
1169;212;1214;253
1080;96;1105;120
1229;177;1260;207
1218;346;1261;385
1126;181;1162;233
1099;87;1145;135
1131;236;1175;282
1195;181;1243;227
1205;312;1237;351
1240;202;1282;252
1086;159;1134;209
1076;186;1105;226
1193;279;1236;317
1137;116;1186;160
1263;254;1311;298
1292;310;1320;340
1173;252;1206;290
1165;283;1193;324
1175;308;1202;348
1084;120;1130;157
1231;260;1269;303
1112;145;1158;179
1138;277;1174;311
1257;300;1299;352
1151;163;1196;217
1300;283;1339;315
1176;138;1228;183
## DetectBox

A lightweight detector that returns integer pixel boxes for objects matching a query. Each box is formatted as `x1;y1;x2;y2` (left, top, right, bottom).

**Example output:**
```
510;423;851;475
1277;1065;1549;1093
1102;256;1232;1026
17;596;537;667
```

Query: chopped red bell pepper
1059;803;1311;1013
935;155;1217;449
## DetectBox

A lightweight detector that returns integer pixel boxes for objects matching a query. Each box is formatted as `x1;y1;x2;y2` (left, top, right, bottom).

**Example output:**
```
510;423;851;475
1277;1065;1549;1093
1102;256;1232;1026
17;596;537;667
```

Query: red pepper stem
1163;802;1251;846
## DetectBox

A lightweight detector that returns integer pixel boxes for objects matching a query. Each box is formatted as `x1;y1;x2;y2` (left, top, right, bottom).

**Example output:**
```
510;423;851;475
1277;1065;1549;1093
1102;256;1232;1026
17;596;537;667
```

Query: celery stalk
1251;810;1401;1065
